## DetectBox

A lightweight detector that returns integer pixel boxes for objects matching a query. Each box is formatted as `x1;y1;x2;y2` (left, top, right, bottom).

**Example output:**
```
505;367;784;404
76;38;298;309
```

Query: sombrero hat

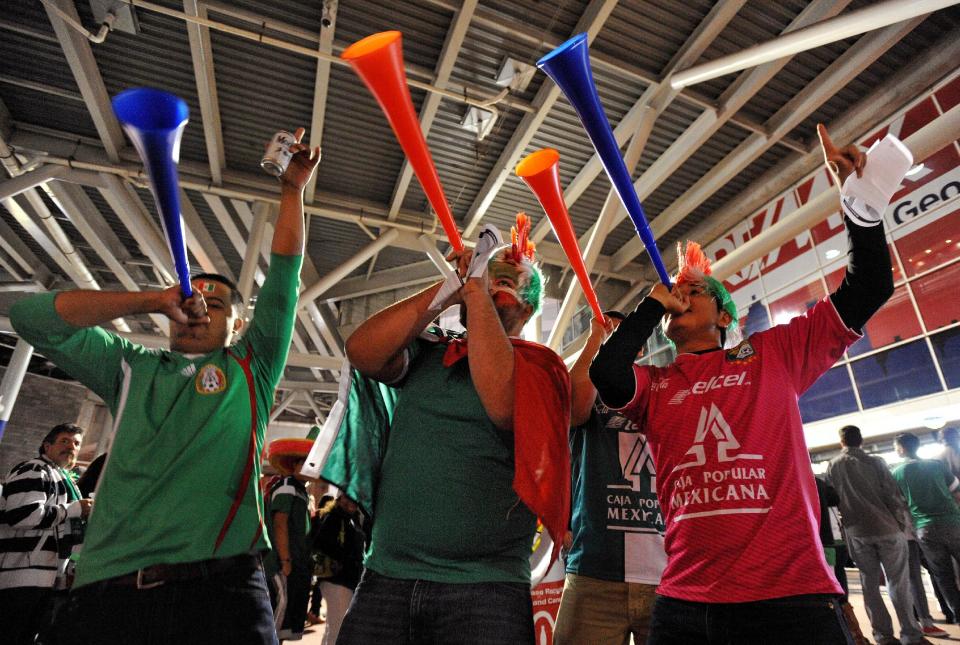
266;425;319;477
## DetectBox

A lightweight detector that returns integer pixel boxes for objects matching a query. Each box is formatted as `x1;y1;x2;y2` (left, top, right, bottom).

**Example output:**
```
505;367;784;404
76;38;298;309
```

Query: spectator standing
827;425;924;644
893;432;960;627
313;493;365;645
0;423;91;645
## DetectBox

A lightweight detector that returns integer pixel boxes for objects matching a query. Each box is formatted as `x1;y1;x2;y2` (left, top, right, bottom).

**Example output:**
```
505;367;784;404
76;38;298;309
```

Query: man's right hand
153;285;209;325
79;498;93;518
647;283;688;316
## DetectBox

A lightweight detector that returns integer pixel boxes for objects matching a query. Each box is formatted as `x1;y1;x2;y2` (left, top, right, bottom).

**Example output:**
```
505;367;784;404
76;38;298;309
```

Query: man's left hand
818;123;865;186
279;127;321;192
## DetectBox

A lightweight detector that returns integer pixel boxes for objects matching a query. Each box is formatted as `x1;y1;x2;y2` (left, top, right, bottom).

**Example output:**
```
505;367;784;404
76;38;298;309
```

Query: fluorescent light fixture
905;163;925;177
825;249;841;260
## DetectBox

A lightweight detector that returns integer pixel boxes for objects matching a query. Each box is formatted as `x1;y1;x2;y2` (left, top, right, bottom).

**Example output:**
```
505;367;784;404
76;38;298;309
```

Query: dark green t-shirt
10;254;302;587
892;458;960;529
264;476;312;572
364;335;537;584
567;405;665;583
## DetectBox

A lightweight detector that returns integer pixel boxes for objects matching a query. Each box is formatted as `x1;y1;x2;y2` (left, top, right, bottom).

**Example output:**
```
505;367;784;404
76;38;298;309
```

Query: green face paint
487;252;544;316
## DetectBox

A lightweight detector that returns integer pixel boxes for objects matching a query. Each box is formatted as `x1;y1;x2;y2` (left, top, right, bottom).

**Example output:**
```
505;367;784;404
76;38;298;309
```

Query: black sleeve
829;216;895;332
589;298;665;409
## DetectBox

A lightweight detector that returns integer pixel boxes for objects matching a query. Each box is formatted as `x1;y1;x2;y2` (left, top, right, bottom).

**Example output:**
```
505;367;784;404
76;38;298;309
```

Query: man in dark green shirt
10;129;319;644
893;432;960;624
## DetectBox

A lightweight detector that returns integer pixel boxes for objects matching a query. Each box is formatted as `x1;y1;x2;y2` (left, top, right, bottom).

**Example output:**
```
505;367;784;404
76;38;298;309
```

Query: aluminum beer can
261;130;296;176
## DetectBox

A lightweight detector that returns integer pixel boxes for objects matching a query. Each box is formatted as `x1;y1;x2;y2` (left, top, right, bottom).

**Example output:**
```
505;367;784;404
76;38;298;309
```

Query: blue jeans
647;593;854;644
336;569;534;644
847;532;922;643
62;559;278;645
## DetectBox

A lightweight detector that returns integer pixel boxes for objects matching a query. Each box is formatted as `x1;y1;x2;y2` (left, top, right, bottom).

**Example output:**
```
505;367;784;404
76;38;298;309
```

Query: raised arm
818;124;895;330
272;127;320;257
462;278;516;431
345;281;446;382
590;285;684;409
570;316;612;427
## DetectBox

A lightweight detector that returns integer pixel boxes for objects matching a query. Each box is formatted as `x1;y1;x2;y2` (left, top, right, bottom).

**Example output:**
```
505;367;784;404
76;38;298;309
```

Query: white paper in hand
467;225;504;280
840;134;913;227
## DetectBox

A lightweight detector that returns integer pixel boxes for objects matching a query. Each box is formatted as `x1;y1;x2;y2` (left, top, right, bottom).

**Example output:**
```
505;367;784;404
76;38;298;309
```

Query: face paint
198;281;217;294
488;259;527;307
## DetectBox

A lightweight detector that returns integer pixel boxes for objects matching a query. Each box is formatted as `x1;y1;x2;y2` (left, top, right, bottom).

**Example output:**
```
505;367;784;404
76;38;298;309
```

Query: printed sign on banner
531;557;565;645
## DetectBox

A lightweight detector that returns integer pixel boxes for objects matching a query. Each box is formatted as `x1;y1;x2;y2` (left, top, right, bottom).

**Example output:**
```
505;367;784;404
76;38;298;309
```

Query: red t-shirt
614;297;859;602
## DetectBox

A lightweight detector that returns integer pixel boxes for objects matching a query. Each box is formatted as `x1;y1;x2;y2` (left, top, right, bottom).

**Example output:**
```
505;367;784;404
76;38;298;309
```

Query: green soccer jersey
10;254;302;587
263;476;312;573
892;458;960;529
363;335;538;584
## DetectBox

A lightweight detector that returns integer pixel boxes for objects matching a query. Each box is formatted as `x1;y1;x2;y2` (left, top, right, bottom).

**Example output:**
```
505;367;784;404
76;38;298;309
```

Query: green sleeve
270;494;296;515
10;292;130;410
243;253;303;387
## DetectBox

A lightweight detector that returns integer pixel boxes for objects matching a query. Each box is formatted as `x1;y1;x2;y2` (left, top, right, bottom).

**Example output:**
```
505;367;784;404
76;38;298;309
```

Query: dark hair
192;273;244;309
895;432;920;455
839;425;862;447
39;423;83;456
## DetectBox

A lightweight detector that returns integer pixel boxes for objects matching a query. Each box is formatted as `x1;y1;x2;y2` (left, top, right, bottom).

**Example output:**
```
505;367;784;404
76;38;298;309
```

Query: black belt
100;553;261;590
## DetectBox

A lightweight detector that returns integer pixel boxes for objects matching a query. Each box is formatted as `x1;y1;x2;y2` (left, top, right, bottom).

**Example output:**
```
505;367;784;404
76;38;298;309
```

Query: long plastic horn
342;31;464;252
538;34;671;286
516;149;604;321
112;88;193;298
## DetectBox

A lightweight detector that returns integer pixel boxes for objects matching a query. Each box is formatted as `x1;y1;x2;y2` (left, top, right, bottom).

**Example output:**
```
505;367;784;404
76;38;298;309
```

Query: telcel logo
691;372;749;394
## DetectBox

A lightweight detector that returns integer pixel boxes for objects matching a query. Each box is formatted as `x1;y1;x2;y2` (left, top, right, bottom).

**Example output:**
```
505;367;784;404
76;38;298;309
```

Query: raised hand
648;283;689;317
154;284;209;325
817;123;865;186
279;127;321;192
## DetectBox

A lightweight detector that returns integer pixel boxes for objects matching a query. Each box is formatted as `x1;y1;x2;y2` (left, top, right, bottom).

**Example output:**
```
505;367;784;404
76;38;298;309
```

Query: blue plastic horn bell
112;87;193;298
538;34;671;286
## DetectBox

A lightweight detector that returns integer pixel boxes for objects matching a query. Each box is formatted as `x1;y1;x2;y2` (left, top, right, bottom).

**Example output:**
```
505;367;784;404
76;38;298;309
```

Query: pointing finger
294;127;306;142
817;123;838;156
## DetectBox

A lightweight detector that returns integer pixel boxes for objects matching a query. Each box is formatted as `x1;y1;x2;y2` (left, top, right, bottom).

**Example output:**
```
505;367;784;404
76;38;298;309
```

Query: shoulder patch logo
196;364;226;394
726;340;757;364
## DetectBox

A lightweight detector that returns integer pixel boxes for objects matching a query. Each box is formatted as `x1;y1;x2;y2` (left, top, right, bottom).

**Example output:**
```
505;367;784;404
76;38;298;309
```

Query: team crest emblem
726;340;757;364
196;364;226;394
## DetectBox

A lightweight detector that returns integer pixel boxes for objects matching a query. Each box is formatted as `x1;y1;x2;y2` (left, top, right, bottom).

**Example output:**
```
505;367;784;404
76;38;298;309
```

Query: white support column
184;0;226;185
0;165;66;200
304;0;337;205
237;202;269;307
0;339;34;442
269;391;300;423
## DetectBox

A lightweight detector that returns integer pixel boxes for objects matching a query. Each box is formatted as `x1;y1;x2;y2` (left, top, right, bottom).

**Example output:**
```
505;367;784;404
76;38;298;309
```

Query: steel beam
43;0;125;161
184;0;226;185
460;0;618;238
304;0;337;205
387;0;477;220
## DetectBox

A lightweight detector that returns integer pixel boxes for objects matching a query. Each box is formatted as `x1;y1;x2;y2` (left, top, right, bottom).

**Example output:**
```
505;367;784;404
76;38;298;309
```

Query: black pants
0;586;54;645
647;593;854;644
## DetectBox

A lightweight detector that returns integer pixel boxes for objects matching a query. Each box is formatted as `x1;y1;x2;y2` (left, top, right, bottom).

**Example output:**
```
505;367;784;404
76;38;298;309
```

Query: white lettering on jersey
672;404;762;472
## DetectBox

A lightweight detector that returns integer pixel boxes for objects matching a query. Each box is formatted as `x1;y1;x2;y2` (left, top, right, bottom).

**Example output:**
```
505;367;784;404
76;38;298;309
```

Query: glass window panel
930;326;960;389
800;366;859;423
911;262;960;332
847;285;922;357
850;339;942;409
767;279;826;327
741;300;770;336
896;206;960;278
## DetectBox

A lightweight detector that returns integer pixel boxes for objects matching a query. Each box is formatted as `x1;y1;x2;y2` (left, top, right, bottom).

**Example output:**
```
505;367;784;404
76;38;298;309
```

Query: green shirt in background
892;458;960;529
364;334;537;584
10;254;302;588
264;476;312;572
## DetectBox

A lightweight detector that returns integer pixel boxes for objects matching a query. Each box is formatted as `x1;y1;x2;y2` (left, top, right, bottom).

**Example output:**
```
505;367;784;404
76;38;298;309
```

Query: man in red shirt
590;125;900;643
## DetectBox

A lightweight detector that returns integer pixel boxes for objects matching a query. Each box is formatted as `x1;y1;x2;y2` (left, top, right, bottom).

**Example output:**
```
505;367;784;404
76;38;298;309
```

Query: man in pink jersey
589;125;904;644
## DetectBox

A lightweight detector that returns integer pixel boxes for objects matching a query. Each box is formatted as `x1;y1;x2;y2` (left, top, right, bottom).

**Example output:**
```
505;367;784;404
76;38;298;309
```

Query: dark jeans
337;569;534;644
0;586;53;645
647;593;854;645
62;559;278;645
918;523;960;619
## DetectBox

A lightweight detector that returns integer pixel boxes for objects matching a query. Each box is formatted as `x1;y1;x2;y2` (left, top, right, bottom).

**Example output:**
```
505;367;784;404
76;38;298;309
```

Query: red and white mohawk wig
674;241;738;325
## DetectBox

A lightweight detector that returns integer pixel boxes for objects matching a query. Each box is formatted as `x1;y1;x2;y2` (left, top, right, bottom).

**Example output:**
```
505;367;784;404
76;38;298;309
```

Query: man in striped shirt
0;423;91;645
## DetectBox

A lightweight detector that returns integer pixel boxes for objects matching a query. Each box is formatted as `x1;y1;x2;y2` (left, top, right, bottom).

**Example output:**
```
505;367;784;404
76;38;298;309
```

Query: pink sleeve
759;297;861;394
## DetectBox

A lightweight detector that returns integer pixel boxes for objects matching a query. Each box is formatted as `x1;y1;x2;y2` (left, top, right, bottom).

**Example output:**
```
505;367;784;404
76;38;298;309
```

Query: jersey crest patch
196;364;226;394
726;340;757;364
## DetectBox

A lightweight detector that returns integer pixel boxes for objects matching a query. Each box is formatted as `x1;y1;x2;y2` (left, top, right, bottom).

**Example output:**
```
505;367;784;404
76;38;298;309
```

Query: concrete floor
290;568;960;644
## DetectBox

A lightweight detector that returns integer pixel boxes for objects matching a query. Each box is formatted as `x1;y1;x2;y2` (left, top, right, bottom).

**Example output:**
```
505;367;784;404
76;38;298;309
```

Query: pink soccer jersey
615;297;860;602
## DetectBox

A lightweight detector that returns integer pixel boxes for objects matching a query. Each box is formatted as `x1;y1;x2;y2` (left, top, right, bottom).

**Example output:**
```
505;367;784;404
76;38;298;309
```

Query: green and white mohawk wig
491;213;545;316
675;241;738;328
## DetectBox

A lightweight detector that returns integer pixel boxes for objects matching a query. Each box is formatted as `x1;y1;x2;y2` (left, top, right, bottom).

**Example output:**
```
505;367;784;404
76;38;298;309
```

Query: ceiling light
825;249;841;260
905;163;925;177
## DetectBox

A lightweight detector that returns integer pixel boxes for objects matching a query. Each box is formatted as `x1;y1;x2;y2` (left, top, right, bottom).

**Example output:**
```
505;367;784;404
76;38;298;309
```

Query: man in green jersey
335;216;571;644
893;432;960;627
9;128;319;644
